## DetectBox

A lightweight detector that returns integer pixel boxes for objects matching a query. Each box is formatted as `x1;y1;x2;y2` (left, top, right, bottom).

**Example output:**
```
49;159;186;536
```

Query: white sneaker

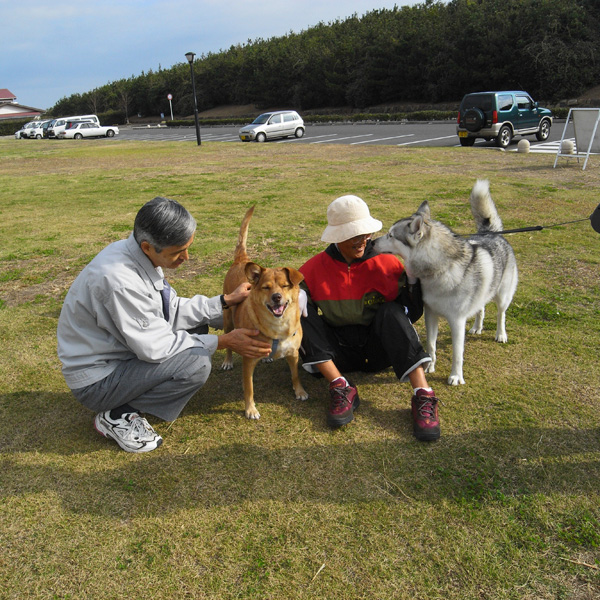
94;411;163;453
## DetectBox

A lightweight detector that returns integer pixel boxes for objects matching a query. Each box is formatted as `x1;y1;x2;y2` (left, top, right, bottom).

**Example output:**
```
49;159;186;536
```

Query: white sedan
58;122;119;139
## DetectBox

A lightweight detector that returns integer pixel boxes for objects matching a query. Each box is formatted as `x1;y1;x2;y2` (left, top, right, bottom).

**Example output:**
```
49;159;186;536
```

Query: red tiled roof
0;88;17;101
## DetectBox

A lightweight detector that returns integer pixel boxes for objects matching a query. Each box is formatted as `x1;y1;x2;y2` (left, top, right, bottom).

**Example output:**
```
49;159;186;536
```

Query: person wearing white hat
298;195;440;440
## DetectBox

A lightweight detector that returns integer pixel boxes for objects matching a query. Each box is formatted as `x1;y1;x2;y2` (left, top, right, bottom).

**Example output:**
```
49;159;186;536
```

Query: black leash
469;204;600;236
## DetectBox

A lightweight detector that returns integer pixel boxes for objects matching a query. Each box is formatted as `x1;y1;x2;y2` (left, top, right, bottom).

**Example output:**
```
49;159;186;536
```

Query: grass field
1;137;599;599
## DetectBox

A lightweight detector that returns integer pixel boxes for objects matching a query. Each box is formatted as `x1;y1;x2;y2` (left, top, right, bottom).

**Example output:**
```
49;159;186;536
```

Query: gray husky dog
372;179;518;385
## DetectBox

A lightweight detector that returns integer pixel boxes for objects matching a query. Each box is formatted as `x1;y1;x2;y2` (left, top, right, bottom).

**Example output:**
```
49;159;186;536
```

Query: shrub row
166;110;458;128
0;118;29;136
165;107;570;128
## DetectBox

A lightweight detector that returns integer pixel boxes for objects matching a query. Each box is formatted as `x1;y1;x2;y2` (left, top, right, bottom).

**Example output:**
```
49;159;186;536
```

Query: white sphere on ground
561;139;575;154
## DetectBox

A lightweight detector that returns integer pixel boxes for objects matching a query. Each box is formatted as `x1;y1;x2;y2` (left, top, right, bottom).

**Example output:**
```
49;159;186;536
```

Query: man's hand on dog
218;328;272;358
223;282;252;307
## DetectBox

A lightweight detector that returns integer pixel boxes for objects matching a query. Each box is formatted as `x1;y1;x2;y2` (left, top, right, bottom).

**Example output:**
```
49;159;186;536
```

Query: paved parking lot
115;120;574;153
8;120;574;153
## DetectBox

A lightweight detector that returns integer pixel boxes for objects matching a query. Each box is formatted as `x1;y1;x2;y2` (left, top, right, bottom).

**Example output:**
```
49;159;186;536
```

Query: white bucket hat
321;195;382;243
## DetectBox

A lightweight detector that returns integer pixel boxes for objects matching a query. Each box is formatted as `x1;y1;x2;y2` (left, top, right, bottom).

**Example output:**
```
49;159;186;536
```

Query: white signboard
554;108;600;170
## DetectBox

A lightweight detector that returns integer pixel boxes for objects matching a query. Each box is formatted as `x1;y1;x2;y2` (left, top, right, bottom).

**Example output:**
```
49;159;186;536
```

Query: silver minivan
239;110;304;142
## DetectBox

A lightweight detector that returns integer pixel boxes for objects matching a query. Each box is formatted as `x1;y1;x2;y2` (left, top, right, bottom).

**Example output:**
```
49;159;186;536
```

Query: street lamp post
185;51;201;146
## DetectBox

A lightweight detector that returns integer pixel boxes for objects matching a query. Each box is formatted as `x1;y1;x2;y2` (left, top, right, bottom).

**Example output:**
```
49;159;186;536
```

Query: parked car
50;114;100;138
28;121;50;139
57;122;119;139
42;119;57;138
14;122;34;139
46;120;60;138
51;118;87;138
456;91;553;148
47;118;70;138
239;110;304;142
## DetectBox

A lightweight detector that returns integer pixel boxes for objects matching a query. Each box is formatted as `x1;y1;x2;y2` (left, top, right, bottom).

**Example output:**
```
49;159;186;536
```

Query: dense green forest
50;0;600;120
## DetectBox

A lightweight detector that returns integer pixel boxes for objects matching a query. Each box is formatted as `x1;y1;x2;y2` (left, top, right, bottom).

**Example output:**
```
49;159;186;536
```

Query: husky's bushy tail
470;179;503;233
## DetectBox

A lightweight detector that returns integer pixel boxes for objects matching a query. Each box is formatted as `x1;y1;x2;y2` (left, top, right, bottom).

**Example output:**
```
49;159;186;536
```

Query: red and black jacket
299;241;423;328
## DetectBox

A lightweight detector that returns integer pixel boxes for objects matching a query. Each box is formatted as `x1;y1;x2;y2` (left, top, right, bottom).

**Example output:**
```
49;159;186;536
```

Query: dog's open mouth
267;301;289;318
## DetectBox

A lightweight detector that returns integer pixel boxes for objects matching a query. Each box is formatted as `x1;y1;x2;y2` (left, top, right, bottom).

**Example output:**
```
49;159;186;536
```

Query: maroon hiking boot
411;388;440;441
327;379;360;428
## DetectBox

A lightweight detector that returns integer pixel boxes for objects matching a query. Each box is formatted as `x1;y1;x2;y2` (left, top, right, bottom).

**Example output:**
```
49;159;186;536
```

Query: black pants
300;302;430;382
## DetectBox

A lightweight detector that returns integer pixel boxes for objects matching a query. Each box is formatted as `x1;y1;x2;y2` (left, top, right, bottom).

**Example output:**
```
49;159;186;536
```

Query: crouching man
57;196;271;453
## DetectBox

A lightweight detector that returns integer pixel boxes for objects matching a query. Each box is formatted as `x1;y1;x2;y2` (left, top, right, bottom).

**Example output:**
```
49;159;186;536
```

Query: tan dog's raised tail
222;206;308;419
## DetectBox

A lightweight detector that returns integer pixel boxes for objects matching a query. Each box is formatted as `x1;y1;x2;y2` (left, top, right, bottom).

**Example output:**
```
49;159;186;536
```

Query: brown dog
222;206;308;419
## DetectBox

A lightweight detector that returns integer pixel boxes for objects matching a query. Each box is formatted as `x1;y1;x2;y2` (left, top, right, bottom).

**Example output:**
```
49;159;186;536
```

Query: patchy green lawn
1;138;599;599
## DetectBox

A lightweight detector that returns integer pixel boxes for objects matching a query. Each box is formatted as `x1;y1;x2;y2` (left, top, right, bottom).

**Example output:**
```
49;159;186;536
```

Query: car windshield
252;114;271;125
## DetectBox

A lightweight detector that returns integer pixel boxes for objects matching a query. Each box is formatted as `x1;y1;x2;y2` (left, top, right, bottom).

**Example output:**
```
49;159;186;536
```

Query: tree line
50;0;600;120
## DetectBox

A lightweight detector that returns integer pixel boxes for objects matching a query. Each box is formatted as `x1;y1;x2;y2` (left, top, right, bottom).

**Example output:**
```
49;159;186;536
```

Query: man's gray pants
71;347;212;421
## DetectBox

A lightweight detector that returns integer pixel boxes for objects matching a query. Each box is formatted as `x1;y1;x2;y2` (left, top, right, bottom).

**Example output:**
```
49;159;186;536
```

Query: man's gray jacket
57;233;223;389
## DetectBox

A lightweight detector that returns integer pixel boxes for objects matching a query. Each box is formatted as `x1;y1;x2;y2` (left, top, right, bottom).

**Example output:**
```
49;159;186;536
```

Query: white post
167;94;174;121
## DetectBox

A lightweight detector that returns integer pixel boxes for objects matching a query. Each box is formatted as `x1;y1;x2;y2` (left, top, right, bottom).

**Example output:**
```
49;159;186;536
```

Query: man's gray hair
134;197;197;252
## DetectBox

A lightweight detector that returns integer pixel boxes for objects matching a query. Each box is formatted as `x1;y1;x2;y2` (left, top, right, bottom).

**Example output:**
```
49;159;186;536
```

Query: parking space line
351;134;414;145
311;134;373;144
204;135;239;141
278;133;339;143
397;135;457;146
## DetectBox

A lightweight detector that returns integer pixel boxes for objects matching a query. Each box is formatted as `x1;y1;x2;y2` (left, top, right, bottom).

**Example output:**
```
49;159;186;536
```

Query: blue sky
3;0;423;110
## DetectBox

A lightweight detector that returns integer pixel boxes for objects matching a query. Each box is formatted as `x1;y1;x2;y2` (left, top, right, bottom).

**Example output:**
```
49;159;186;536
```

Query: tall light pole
185;51;201;146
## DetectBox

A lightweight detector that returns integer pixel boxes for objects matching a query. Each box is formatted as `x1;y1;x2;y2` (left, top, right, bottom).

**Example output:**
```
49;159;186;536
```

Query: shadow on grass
1;388;599;518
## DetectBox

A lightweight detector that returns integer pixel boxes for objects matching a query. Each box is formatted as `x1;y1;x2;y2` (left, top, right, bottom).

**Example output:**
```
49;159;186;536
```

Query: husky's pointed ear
410;214;425;235
416;201;430;218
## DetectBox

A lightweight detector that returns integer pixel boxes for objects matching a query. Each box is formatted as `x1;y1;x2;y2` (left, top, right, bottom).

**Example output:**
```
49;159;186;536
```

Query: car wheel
36;134;42;139
459;137;475;147
106;129;115;137
463;108;486;132
536;119;551;141
74;133;83;139
256;132;266;143
295;127;305;138
496;125;512;148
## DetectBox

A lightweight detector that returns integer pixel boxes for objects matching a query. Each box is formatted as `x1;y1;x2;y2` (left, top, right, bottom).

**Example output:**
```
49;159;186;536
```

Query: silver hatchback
239;110;305;142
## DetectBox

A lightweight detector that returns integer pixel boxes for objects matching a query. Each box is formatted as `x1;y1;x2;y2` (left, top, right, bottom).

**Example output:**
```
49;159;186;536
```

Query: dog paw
425;362;436;374
261;357;274;364
245;409;261;420
495;333;508;343
295;389;309;401
447;374;465;386
468;326;483;335
220;361;234;371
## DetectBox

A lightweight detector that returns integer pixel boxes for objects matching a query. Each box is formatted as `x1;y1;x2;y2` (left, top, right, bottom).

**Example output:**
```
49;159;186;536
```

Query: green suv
456;91;553;148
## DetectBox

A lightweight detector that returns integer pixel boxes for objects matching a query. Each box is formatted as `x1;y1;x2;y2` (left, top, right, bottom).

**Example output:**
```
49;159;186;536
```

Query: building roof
0;101;45;120
0;89;18;102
